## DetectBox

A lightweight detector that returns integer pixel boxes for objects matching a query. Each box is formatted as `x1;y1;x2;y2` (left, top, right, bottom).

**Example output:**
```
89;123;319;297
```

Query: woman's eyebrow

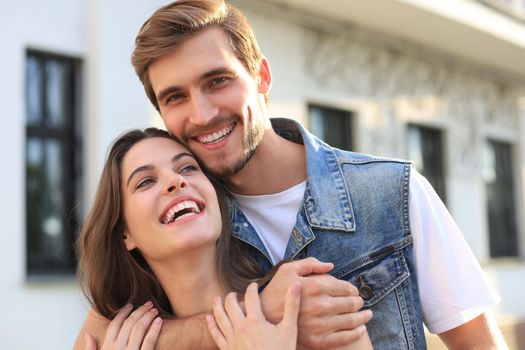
172;152;195;162
126;164;154;187
126;152;196;187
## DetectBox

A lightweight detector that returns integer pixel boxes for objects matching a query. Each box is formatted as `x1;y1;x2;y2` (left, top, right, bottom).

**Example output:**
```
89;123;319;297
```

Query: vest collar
271;118;355;232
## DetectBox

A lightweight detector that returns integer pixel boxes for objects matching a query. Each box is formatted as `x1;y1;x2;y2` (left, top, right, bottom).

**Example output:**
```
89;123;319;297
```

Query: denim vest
229;118;427;349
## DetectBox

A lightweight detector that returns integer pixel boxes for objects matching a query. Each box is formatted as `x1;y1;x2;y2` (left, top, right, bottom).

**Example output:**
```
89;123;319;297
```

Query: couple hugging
74;1;503;349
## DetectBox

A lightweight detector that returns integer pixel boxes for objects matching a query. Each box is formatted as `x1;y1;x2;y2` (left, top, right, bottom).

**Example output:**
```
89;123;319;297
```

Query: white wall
0;1;88;349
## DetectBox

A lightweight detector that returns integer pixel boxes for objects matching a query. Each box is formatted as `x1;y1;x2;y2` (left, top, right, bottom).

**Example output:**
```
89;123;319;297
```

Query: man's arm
73;308;218;350
259;258;372;350
438;313;508;350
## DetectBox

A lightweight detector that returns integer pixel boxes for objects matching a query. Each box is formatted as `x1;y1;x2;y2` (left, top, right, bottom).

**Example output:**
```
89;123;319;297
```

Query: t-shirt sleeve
409;170;500;334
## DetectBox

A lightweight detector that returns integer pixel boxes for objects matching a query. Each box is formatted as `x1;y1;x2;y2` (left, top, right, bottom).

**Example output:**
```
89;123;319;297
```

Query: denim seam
395;283;416;350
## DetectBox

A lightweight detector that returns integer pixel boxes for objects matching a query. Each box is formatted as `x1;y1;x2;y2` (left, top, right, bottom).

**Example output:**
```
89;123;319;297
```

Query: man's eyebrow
157;86;182;105
200;67;235;81
156;68;235;104
126;152;196;187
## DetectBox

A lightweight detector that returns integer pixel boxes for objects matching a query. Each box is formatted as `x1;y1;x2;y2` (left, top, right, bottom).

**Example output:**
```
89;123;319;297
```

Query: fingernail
154;317;162;325
144;301;153;307
150;308;158;315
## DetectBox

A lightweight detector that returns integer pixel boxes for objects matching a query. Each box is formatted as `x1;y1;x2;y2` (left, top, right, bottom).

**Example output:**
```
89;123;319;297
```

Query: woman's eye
136;178;155;189
180;165;198;173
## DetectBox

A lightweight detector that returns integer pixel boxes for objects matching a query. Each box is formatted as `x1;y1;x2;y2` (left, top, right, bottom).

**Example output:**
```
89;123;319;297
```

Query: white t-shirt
232;170;500;334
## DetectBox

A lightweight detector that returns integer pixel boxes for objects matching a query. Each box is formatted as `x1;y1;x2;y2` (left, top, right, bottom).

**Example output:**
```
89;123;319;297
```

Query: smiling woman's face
120;137;221;261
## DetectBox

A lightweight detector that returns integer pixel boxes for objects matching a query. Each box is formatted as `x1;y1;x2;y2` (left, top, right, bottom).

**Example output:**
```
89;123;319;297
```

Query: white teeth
162;200;201;224
197;124;234;144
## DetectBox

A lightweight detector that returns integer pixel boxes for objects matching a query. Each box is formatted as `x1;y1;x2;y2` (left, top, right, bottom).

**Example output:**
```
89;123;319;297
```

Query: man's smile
192;122;236;146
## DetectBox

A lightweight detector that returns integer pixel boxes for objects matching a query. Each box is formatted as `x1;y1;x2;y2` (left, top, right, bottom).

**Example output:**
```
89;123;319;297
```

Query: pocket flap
333;243;411;307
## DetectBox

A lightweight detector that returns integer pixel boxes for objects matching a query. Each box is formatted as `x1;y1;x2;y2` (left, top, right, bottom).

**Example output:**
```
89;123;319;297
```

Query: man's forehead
148;28;244;89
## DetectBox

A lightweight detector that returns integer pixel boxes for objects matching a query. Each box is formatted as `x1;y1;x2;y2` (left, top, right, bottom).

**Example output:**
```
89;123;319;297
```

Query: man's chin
205;153;253;179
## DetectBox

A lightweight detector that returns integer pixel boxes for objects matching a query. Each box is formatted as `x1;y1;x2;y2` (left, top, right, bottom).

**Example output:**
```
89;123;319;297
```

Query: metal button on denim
358;275;373;299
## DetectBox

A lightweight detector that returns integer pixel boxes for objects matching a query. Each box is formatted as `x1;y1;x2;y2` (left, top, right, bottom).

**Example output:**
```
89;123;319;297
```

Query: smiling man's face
148;27;271;179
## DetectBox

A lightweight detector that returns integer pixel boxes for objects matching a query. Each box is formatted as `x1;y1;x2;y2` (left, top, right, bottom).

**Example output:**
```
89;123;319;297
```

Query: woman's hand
84;302;162;350
207;281;301;350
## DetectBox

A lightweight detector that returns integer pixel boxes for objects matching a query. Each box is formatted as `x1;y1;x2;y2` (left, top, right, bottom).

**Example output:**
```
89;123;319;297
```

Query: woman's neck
148;247;227;317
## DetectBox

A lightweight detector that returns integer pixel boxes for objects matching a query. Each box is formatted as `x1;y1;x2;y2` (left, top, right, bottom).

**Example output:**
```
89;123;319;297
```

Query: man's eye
166;93;184;104
137;178;155;189
210;77;229;86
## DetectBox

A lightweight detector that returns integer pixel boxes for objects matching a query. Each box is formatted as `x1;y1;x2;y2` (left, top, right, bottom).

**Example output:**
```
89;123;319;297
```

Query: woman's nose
166;173;187;193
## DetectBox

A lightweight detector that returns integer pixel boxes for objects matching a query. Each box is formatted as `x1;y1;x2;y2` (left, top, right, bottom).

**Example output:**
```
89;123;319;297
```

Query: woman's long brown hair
77;128;262;318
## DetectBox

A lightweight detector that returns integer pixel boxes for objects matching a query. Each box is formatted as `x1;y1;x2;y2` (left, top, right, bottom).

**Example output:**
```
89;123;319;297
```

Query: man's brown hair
132;0;263;111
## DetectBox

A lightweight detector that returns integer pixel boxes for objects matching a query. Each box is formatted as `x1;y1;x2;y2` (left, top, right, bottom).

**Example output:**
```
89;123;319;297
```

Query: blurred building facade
1;0;524;348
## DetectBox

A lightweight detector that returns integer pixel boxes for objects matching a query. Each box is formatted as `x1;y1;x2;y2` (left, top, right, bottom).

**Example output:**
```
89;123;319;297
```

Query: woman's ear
123;230;137;251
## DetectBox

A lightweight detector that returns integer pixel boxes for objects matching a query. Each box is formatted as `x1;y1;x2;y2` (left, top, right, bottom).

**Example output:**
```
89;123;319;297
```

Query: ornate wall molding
303;27;522;176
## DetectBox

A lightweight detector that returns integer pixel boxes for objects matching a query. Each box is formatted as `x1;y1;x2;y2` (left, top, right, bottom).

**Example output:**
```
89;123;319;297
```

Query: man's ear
123;230;137;251
257;57;272;94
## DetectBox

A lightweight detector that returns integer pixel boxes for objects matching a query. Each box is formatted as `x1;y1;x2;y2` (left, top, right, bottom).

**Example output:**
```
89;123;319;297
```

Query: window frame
406;123;447;204
484;138;519;258
308;103;355;152
25;49;83;277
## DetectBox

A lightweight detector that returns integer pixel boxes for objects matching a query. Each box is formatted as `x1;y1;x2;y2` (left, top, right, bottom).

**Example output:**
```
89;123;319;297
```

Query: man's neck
225;126;306;196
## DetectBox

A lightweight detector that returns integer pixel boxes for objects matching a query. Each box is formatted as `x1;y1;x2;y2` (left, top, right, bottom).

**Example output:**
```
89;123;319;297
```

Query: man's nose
188;93;219;125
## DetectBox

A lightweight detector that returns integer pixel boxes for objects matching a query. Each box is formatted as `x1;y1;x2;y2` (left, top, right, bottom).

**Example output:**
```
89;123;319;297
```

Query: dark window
309;104;353;151
484;140;518;258
25;50;82;276
406;124;446;203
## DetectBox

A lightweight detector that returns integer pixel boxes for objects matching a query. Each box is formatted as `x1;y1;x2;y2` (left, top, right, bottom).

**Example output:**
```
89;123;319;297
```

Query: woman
78;128;372;350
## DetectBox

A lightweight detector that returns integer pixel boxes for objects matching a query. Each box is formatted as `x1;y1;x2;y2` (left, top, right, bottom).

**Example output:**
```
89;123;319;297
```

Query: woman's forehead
123;137;193;171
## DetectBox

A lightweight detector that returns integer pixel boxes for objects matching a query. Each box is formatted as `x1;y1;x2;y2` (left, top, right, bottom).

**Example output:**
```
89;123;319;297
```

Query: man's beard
206;116;265;179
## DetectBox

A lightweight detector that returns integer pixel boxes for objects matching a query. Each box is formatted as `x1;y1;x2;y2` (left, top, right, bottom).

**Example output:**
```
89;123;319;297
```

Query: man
75;0;505;348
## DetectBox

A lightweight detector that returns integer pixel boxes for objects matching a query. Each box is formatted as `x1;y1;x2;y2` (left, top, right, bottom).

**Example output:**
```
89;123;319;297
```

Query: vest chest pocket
333;245;411;308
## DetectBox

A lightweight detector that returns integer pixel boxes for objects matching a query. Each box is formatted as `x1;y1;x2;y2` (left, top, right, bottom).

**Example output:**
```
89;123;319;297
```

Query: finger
324;309;373;333
114;301;154;347
104;304;133;343
206;314;228;350
311;295;365;316
280;282;301;328
212;296;234;339
244;282;263;319
321;324;368;348
303;275;359;297
293;257;334;276
84;333;97;350
223;292;246;326
140;317;162;350
128;307;159;350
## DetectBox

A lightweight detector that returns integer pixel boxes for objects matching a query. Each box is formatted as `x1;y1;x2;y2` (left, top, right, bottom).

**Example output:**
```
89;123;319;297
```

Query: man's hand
260;258;373;349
